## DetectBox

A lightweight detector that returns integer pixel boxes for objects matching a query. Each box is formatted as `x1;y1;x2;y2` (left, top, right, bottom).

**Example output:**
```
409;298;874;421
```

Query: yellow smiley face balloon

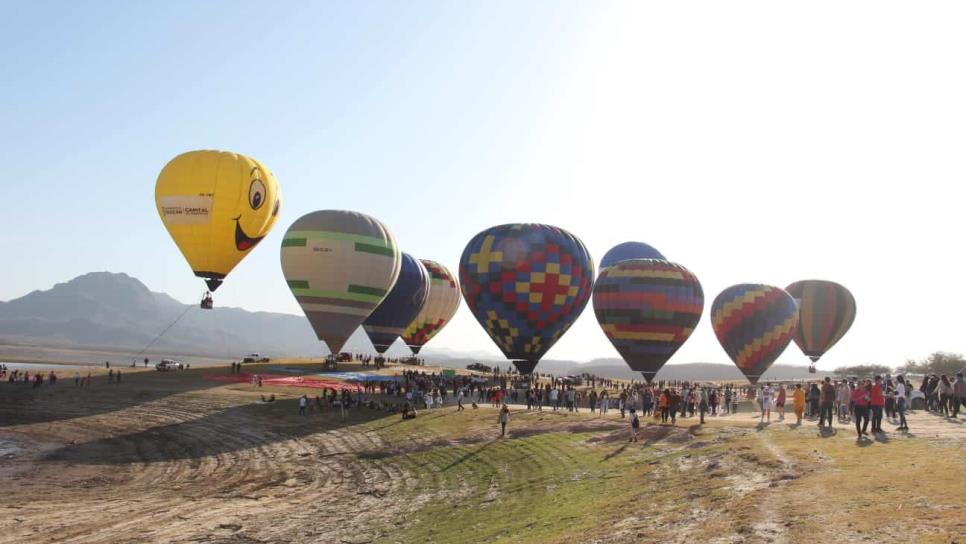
155;150;282;291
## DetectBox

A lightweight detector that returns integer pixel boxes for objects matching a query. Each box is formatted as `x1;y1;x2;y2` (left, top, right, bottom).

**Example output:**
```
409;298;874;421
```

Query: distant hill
0;272;359;358
0;272;816;381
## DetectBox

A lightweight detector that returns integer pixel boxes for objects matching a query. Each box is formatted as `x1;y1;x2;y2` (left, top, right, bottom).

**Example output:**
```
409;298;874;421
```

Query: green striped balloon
280;210;400;354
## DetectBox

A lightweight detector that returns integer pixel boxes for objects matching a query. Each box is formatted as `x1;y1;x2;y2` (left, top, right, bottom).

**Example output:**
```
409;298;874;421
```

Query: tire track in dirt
0;391;423;544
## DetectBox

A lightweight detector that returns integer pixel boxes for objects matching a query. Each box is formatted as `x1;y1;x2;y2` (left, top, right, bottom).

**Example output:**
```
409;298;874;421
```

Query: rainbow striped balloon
785;280;856;363
711;284;798;384
593;259;703;383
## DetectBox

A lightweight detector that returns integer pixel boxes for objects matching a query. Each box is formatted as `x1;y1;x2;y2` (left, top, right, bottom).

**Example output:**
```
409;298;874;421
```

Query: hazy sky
3;2;965;369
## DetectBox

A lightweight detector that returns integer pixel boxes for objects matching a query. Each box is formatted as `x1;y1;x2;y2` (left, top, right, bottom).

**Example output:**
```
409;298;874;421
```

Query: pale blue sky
3;2;966;368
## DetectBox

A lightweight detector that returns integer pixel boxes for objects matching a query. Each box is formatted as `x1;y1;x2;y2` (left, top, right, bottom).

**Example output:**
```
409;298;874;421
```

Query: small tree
920;352;966;376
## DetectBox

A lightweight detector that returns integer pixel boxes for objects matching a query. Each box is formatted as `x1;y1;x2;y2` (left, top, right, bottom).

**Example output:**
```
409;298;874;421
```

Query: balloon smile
234;216;264;251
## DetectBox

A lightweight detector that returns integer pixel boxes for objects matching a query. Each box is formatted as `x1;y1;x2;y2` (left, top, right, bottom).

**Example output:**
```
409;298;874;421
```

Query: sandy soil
2;363;964;544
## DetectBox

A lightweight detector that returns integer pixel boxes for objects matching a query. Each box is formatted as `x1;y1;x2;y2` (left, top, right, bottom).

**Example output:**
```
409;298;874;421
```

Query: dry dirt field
1;362;964;544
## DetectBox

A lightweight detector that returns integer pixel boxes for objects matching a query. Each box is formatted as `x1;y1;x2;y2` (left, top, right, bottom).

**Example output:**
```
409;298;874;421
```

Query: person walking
629;409;640;442
499;404;510;437
852;380;872;438
299;395;308;416
456;388;465;411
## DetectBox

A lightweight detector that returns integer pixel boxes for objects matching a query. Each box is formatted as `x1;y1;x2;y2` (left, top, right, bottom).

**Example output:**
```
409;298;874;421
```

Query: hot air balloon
363;253;430;353
280;210;400;354
156;150;282;306
711;284;798;384
785;280;856;368
593;259;703;383
401;260;461;354
459;223;594;374
599;242;665;270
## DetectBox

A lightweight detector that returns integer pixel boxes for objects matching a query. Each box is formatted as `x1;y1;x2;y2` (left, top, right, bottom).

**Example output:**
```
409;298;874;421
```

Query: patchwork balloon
156;150;282;292
711;284;798;384
363;253;430;353
459;223;594;374
593;259;703;383
280;210;400;354
785;280;856;363
599;241;665;270
401;260;461;354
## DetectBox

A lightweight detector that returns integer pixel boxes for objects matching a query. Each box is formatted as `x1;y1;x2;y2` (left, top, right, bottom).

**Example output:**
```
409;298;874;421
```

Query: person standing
299;395;308;416
760;385;773;423
499;405;510;437
953;372;966;418
837;381;852;423
895;375;909;431
819;377;835;428
792;384;806;425
699;387;709;424
775;385;786;422
870;376;886;433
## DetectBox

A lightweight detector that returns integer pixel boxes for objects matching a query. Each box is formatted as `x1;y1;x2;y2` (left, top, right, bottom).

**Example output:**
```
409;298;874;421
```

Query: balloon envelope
711;284;798;384
363;253;430;353
156;150;282;291
280;210;400;354
599;242;665;270
401;260;461;354
785;280;856;363
459;223;594;374
593;259;703;383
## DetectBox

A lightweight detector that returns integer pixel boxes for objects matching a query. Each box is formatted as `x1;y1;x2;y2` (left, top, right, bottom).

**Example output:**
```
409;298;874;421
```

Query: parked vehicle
155;359;183;371
242;353;270;363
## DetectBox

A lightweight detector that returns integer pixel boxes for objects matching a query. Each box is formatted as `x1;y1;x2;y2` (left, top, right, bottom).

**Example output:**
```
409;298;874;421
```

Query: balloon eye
249;179;266;210
272;198;281;217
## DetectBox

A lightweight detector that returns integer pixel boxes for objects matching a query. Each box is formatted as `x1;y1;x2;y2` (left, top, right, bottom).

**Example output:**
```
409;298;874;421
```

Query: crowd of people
751;372;966;437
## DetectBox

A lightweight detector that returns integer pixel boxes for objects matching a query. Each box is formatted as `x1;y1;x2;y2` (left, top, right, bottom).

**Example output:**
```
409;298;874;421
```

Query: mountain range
0;272;816;380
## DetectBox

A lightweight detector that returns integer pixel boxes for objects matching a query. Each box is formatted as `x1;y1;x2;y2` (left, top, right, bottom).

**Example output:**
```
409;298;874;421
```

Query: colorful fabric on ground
785;280;856;363
363;253;431;353
711;284;798;384
593;259;703;383
599;241;665;270
401;260;460;354
280;210;400;354
205;374;362;391
459;223;594;374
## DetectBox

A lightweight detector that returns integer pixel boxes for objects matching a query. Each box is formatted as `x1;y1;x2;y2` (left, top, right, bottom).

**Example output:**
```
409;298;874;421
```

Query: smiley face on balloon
156;150;283;291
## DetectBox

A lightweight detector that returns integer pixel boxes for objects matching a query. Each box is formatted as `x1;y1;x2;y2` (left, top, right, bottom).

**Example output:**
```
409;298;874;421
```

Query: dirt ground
1;363;964;544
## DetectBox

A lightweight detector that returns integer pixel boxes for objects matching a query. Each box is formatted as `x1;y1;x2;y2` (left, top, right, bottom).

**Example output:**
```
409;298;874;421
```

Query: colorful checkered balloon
711;284;798;384
459;224;594;374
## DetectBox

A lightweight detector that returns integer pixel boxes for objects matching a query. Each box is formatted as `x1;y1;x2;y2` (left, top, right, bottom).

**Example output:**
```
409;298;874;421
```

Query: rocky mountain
0;272;331;357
